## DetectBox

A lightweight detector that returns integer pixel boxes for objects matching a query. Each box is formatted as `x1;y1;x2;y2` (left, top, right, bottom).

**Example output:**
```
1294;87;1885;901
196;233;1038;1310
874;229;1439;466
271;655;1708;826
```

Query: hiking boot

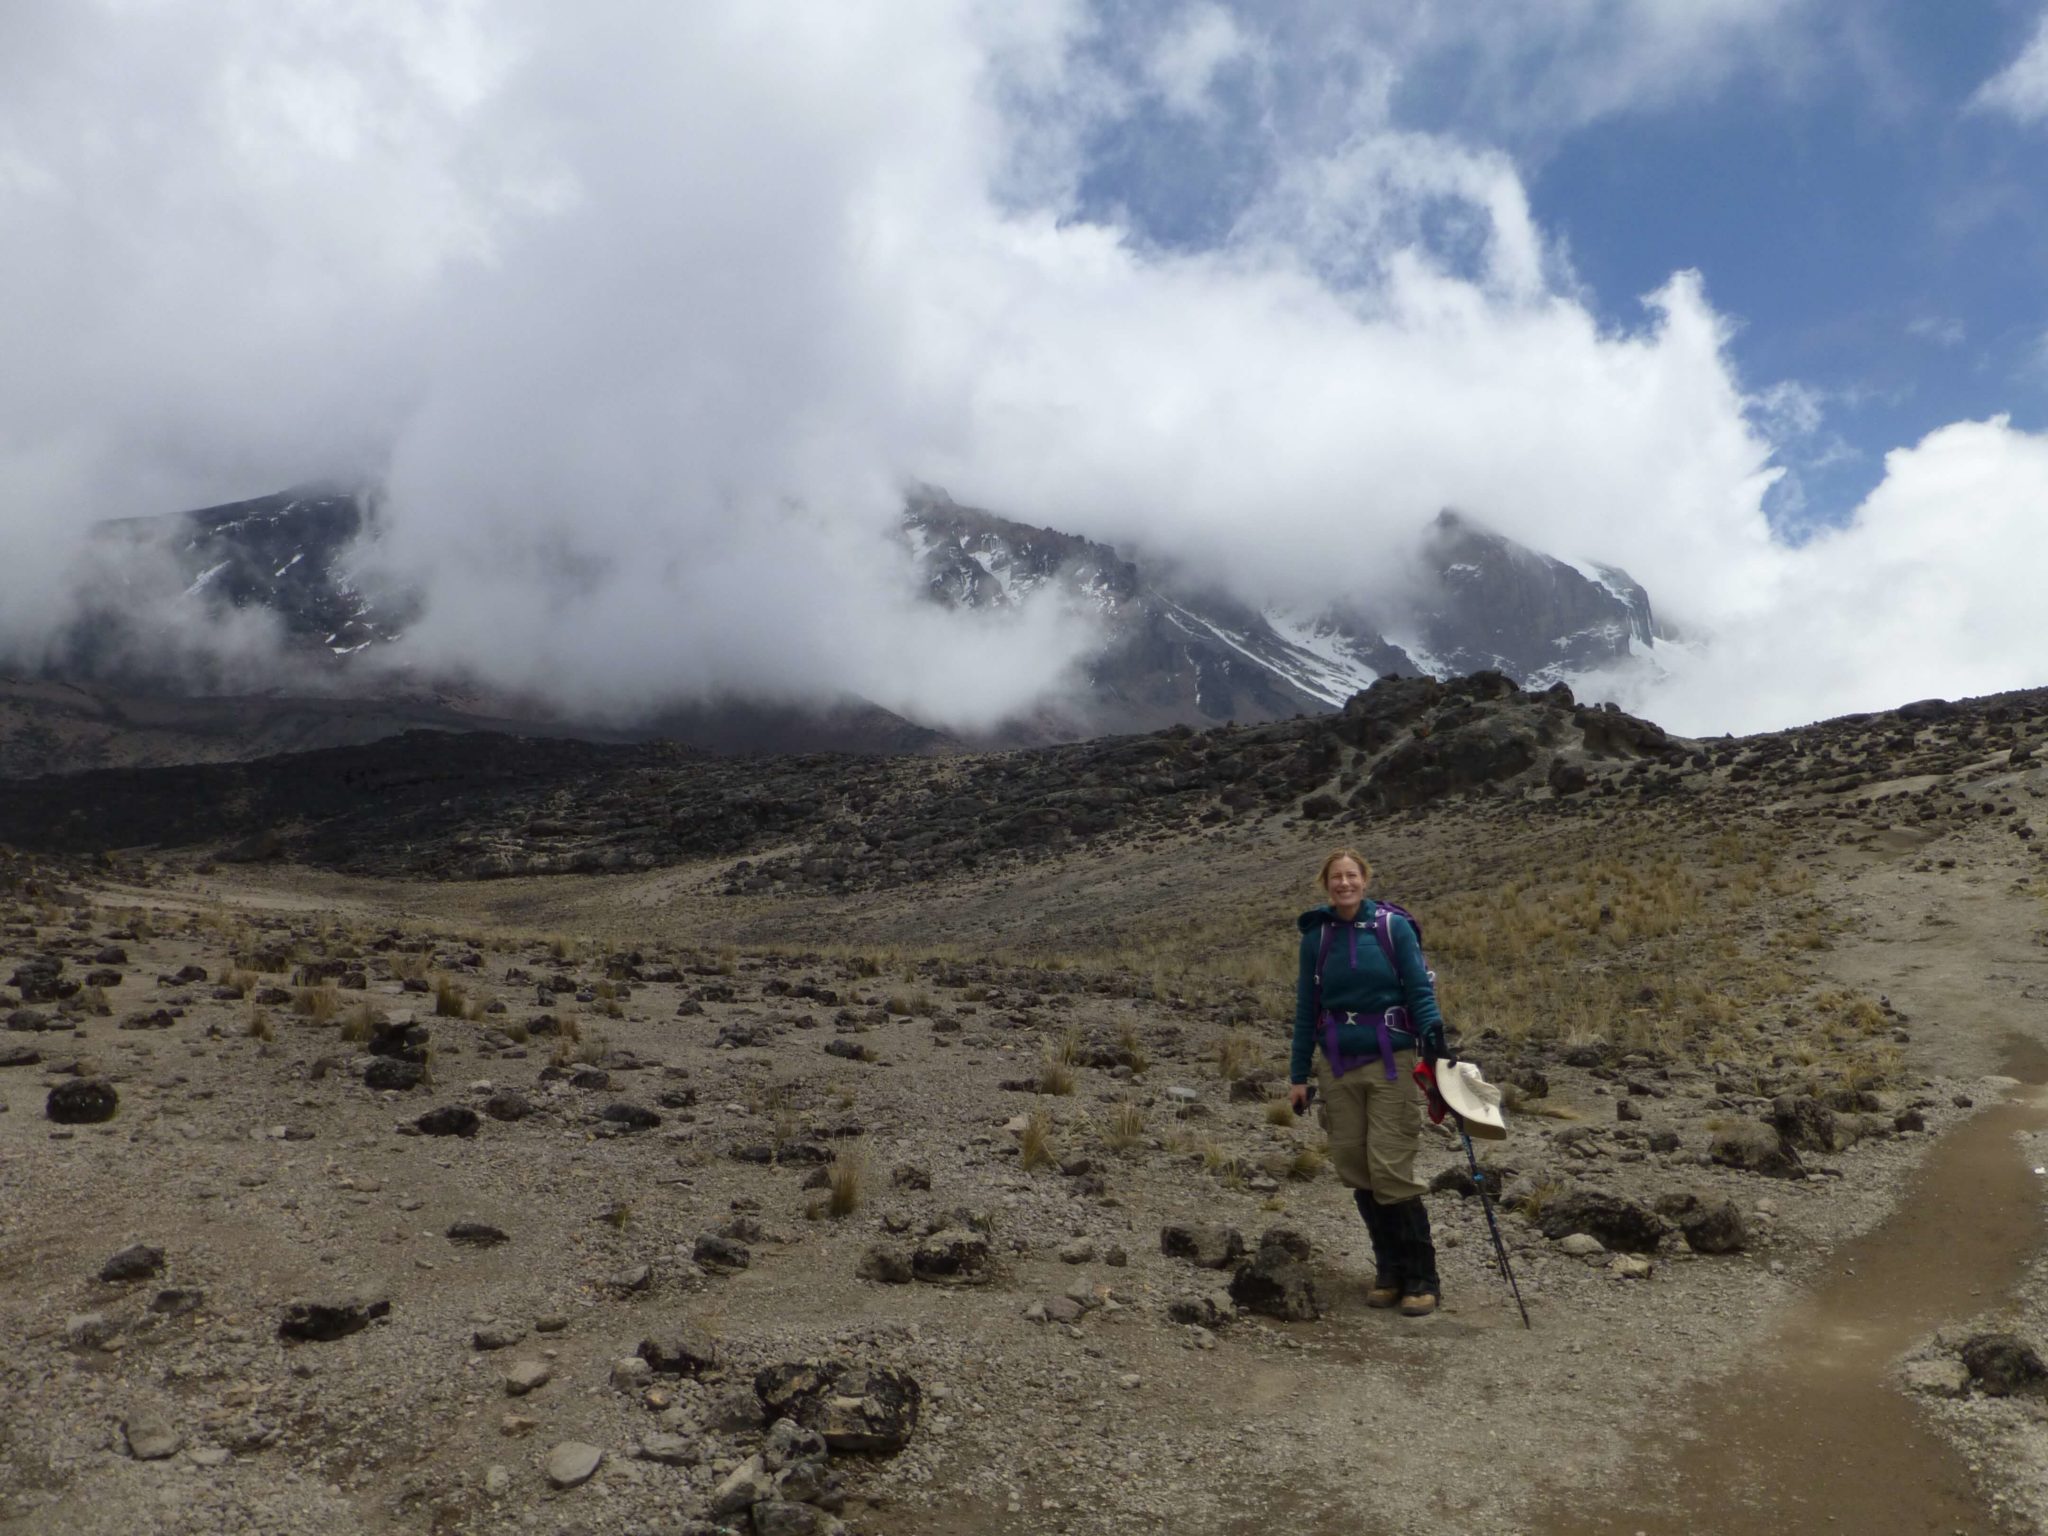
1353;1189;1400;1308
1388;1197;1440;1318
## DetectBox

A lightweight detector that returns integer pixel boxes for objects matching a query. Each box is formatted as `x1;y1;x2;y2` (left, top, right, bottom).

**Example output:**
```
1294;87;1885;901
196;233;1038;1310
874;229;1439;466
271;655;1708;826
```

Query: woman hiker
1288;847;1448;1317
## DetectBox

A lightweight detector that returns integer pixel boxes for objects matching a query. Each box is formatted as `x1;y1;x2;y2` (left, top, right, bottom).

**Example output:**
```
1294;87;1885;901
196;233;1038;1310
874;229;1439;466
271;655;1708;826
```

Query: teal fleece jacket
1290;901;1445;1084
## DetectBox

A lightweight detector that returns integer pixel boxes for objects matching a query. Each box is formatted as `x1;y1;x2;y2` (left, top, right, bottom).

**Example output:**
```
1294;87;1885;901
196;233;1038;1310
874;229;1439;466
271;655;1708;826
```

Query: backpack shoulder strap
1370;902;1434;983
1312;918;1338;1018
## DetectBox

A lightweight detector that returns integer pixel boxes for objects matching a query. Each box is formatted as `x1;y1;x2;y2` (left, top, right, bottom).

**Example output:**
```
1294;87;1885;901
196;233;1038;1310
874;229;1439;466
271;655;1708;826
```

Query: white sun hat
1435;1059;1508;1140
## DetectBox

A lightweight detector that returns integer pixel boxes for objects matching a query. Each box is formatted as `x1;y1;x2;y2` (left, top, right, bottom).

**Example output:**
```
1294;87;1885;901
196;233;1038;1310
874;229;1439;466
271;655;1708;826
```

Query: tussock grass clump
245;1009;276;1042
1115;1018;1148;1074
292;985;338;1024
826;1148;868;1217
338;1003;376;1044
1019;1110;1056;1170
1264;1098;1297;1127
1215;1032;1259;1081
433;976;467;1018
1103;1099;1147;1152
1286;1145;1325;1181
503;1019;530;1044
1037;1053;1077;1096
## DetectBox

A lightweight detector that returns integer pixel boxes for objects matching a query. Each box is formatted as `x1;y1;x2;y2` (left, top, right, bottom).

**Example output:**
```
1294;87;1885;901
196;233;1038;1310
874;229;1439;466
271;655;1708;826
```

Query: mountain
3;482;1665;773
903;489;1662;733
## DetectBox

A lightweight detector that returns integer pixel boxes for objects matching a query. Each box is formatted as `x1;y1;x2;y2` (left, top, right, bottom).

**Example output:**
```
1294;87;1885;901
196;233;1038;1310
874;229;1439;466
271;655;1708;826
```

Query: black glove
1428;1027;1459;1066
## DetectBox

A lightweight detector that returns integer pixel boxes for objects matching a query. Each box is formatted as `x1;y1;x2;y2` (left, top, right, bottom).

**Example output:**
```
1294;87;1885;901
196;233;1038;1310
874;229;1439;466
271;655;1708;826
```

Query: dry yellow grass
1019;1110;1055;1170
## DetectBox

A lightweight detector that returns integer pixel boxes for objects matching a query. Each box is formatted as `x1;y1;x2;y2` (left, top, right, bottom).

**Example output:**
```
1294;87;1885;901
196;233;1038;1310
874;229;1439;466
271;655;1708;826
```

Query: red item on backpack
1412;1058;1450;1126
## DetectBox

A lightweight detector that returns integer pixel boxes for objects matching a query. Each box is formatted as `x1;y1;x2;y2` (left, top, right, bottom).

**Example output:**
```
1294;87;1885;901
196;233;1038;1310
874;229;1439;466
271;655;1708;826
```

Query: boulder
1960;1333;2048;1398
693;1234;751;1274
46;1079;118;1125
543;1441;603;1490
1229;1246;1320;1322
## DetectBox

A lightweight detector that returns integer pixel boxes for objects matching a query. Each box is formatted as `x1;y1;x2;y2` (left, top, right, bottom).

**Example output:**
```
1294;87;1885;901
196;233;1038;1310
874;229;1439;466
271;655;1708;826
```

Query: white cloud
1146;4;1255;117
1;0;2044;742
1972;10;2048;123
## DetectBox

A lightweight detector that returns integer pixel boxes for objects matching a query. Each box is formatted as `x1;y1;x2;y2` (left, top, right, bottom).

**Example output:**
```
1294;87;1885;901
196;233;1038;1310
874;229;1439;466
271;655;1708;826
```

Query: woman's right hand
1288;1084;1310;1113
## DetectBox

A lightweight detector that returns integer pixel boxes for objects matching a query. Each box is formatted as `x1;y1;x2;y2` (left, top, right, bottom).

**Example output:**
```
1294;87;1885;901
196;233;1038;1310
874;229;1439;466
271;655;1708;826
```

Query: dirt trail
1533;1033;2048;1536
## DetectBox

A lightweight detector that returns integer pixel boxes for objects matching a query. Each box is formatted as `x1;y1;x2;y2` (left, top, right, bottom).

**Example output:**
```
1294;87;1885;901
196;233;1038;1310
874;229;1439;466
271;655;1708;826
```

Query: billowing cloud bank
1;0;2043;737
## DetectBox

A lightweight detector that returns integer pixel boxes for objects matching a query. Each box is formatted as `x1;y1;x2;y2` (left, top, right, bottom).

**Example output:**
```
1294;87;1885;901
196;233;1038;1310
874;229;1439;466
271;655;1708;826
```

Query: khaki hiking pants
1316;1048;1426;1202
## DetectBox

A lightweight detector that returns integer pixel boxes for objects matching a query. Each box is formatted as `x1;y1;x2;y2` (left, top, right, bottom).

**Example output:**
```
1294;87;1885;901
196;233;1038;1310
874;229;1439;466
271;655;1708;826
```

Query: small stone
1902;1357;1971;1398
639;1324;721;1376
611;1356;655;1392
1045;1296;1084;1324
1960;1332;2048;1397
447;1221;510;1246
709;1453;774;1517
1611;1255;1653;1280
1159;1224;1245;1270
483;1465;512;1497
1557;1233;1605;1257
123;1409;182;1461
187;1446;230;1468
504;1360;551;1396
635;1432;699;1467
1118;1373;1141;1390
693;1233;751;1274
1057;1237;1096;1265
544;1440;603;1490
473;1320;526;1351
533;1314;569;1333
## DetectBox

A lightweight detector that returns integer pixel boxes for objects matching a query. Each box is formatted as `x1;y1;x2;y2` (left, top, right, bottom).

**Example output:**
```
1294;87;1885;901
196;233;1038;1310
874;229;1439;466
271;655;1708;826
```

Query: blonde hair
1316;848;1372;892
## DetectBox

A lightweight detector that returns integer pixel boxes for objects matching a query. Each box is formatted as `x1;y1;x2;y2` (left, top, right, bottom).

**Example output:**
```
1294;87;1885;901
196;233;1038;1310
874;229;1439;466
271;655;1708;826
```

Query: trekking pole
1454;1116;1532;1329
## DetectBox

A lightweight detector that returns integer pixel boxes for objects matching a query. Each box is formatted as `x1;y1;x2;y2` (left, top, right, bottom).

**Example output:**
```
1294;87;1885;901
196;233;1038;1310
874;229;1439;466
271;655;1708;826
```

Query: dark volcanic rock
482;1091;534;1121
1709;1121;1803;1178
1960;1333;2048;1397
1535;1190;1670;1254
1769;1094;1841;1153
363;1058;424;1092
754;1360;922;1453
415;1106;480;1137
99;1244;165;1282
639;1325;722;1377
694;1234;751;1274
9;957;77;1004
446;1221;509;1246
278;1296;390;1343
47;1078;118;1124
1229;1246;1321;1321
1160;1224;1246;1270
911;1228;992;1285
0;1044;42;1068
1652;1192;1748;1254
599;1102;662;1131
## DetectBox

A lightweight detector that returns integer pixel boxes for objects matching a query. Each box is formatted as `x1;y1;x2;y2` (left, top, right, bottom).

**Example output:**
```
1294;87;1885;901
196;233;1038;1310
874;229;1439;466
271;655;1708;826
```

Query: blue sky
1066;1;2048;539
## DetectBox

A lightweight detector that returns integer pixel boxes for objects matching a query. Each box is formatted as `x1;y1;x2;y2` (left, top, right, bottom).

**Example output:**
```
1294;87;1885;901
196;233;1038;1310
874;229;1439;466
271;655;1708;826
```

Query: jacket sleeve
1391;916;1446;1057
1290;928;1317;1084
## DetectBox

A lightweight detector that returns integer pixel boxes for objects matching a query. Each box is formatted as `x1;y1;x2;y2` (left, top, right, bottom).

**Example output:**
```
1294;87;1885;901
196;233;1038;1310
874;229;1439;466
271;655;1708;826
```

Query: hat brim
1436;1060;1509;1140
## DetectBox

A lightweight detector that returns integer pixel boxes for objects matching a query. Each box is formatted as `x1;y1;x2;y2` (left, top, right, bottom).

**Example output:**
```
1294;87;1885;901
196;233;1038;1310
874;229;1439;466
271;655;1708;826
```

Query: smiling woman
1289;845;1450;1316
